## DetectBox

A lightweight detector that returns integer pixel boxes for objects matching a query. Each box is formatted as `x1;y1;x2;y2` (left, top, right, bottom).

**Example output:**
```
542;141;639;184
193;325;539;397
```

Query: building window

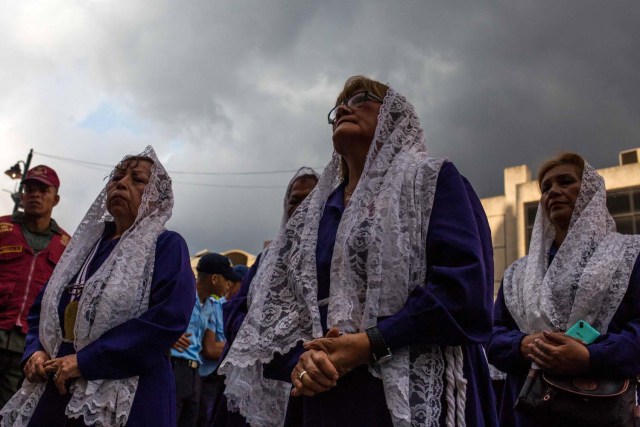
524;202;538;253
523;189;640;252
607;188;640;235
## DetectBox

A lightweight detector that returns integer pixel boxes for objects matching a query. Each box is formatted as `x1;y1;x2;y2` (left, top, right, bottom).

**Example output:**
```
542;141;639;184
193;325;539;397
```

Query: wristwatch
365;325;392;364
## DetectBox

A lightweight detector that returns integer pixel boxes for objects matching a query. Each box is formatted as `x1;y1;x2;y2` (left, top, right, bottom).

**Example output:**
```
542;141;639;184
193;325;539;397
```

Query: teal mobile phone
565;320;600;344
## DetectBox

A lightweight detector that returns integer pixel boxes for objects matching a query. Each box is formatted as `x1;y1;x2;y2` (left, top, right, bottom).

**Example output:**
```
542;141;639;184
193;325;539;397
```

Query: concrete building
481;148;640;295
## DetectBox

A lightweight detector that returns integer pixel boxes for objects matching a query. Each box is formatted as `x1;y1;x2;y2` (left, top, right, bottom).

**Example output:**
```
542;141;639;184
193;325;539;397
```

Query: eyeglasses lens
328;92;371;124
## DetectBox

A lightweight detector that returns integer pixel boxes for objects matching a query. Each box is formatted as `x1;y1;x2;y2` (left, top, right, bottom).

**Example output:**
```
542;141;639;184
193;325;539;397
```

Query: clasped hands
521;331;590;375
290;327;371;397
24;351;81;395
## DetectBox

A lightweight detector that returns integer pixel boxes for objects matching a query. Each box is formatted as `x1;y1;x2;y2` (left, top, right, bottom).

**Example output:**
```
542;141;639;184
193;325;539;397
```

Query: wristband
365;325;392;364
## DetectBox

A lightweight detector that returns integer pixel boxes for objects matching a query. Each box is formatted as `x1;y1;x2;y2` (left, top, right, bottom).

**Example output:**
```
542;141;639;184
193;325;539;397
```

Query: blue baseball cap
196;253;242;282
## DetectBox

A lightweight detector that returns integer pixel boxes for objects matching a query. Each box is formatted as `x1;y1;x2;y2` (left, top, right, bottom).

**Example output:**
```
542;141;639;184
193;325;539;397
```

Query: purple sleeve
377;161;494;349
22;287;46;364
222;253;261;352
588;255;640;377
77;231;195;380
486;284;529;374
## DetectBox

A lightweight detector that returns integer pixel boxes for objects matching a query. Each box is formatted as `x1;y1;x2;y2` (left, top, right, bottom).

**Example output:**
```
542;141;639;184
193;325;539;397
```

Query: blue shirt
170;297;212;364
199;296;226;376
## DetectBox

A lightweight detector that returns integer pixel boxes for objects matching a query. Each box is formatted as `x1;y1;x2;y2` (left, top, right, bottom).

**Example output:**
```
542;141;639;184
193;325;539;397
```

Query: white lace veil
280;167;320;230
0;146;173;427
219;88;467;427
503;162;640;334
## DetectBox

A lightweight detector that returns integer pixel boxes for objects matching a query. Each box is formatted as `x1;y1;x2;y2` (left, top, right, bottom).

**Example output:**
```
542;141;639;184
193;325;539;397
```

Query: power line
172;180;282;189
35;151;323;176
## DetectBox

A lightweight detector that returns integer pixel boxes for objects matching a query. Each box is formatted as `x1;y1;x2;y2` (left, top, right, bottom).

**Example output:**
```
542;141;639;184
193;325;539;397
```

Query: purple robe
215;161;497;427
487;247;640;427
23;228;195;427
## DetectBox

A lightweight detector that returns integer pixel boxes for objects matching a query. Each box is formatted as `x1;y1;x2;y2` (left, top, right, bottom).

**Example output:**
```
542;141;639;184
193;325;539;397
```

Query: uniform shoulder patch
0;245;23;255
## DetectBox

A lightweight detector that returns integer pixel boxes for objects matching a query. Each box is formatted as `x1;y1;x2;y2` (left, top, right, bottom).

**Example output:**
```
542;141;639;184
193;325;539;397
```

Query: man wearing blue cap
171;252;240;427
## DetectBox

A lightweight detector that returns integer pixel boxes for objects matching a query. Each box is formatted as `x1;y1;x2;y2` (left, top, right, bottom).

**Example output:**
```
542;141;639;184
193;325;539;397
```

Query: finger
291;378;303;395
185;333;192;337
43;359;56;368
54;372;67;395
304;355;337;387
291;383;313;397
325;328;341;338
299;374;330;394
23;366;33;382
532;338;558;355
291;386;301;397
543;331;569;344
311;352;339;381
36;362;48;379
304;340;329;353
44;364;59;373
528;342;554;365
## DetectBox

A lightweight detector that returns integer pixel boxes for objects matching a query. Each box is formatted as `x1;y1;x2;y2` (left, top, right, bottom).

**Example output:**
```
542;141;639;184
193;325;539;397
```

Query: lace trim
219;89;466;427
0;146;173;427
280;167;320;230
503;162;640;334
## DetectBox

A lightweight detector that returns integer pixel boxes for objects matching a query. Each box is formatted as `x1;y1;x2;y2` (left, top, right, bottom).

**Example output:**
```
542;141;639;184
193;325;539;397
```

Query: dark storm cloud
1;0;639;254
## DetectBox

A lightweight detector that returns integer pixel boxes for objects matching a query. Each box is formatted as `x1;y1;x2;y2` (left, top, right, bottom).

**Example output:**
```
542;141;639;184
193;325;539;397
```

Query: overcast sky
1;1;639;256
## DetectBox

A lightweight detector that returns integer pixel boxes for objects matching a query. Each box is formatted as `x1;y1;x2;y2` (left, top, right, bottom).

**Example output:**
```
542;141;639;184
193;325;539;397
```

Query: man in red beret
0;165;70;406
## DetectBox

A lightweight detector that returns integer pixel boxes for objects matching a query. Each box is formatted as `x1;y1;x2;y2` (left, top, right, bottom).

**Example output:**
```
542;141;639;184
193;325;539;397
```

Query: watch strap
365;325;392;364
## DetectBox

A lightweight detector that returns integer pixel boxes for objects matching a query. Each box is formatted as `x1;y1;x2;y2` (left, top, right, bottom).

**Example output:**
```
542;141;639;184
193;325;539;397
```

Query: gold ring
298;370;308;381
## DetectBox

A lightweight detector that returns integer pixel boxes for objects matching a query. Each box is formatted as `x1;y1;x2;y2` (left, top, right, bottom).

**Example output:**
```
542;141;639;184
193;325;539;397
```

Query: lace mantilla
279;167;320;230
219;89;466;427
0;146;174;427
503;162;640;334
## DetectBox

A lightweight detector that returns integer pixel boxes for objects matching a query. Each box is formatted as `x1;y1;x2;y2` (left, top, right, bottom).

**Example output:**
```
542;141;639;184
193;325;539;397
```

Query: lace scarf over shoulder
0;146;173;427
503;162;640;334
219;89;467;427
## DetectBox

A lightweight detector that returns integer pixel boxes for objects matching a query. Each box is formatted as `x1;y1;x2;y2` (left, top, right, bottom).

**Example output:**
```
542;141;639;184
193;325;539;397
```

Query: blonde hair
335;76;390;181
537;152;585;188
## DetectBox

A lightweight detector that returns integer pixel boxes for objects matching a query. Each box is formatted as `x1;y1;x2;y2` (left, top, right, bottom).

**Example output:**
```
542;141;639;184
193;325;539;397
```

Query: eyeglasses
327;91;384;125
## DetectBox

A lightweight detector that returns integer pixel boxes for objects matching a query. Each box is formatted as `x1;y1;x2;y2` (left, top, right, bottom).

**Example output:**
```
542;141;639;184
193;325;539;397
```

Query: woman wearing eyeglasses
218;76;497;427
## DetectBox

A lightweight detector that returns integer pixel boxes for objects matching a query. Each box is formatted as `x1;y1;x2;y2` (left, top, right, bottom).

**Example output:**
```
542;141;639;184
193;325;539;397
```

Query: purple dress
487;246;640;427
215;161;497;427
23;228;195;427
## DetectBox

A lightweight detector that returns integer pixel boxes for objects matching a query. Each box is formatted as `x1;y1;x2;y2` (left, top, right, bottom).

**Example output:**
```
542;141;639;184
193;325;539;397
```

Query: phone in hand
565;320;600;344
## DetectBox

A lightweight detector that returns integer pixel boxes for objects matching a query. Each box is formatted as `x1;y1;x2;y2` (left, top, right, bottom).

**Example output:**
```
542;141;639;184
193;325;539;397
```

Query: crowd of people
0;75;639;427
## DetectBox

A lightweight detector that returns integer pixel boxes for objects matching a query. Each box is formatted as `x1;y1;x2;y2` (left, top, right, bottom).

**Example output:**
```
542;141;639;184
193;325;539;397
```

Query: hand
43;354;81;395
172;333;192;352
290;328;343;397
23;350;51;383
303;328;371;377
520;332;547;359
527;331;590;375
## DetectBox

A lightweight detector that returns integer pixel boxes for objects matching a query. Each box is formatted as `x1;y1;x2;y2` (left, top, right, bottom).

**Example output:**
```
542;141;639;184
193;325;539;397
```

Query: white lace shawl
219;89;468;427
0;146;174;427
279;167;320;230
503;162;640;335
